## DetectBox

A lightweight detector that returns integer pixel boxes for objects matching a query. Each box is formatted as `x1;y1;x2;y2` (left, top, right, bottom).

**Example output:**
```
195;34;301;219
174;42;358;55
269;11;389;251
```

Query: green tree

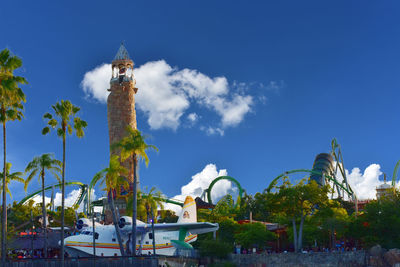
199;239;233;260
91;155;129;255
42;100;87;263
8;200;42;234
198;195;239;223
111;126;158;255
317;204;349;249
24;153;61;257
272;178;330;252
130;187;164;223
235;222;276;249
158;210;178;223
0;48;27;263
0;163;24;198
218;218;239;244
348;193;400;248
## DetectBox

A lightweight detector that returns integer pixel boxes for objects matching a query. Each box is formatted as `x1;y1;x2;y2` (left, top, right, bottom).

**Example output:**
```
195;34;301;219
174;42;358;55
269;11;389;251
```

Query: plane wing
148;222;219;234
121;222;219;235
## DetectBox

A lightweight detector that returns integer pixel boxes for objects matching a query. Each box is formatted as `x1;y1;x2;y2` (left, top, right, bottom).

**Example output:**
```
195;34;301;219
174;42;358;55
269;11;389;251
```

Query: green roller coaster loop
205;176;244;207
266;169;355;198
392;160;400;187
87;178;184;210
19;181;88;208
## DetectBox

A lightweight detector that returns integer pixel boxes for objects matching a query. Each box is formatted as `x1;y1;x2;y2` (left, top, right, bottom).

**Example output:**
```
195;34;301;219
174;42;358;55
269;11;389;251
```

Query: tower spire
114;42;131;61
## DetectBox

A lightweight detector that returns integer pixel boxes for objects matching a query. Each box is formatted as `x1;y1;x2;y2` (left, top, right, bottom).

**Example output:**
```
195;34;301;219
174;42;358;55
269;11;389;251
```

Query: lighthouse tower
107;43;138;184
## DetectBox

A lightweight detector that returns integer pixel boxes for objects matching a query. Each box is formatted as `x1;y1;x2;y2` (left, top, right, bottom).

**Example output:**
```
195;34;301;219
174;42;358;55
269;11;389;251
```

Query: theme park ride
18;175;245;215
18;138;361;215
266;138;358;212
391;160;400;187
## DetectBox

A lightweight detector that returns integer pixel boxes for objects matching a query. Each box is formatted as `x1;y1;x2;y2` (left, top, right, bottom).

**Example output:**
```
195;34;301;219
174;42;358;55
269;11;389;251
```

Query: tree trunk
109;191;125;255
42;170;47;258
2;120;6;265
60;133;65;266
298;215;305;253
131;154;137;256
292;218;298;252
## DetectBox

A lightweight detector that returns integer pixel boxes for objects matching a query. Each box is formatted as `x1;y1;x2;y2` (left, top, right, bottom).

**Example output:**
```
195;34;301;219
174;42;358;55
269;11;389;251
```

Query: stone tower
107;43;138;184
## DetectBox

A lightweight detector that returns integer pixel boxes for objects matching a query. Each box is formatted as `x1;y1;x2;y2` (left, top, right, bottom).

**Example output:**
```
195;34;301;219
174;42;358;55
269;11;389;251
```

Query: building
105;44;139;223
376;182;392;199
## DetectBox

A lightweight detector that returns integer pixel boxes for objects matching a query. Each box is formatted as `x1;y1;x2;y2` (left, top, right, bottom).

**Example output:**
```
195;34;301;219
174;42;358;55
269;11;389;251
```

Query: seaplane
64;196;219;256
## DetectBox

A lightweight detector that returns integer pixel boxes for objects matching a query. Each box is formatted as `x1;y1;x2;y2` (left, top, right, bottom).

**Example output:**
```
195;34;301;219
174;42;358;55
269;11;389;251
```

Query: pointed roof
114;42;131;61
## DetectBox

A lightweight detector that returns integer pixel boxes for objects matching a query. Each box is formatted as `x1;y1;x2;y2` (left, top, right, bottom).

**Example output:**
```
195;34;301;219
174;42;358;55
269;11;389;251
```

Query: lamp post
151;207;156;256
31;211;34;257
92;206;96;266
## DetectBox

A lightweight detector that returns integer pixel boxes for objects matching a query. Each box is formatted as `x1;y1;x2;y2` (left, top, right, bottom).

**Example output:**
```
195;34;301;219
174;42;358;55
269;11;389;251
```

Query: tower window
149;233;153;239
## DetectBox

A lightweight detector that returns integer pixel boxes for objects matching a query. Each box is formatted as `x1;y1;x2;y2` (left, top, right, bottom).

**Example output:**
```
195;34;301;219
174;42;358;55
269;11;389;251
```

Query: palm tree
0;163;24;198
0;48;27;263
24;153;61;258
91;155;129;255
111;126;158;256
140;187;164;223
42;100;87;264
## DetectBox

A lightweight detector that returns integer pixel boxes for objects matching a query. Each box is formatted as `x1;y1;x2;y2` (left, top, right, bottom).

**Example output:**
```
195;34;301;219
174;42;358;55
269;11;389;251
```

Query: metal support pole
31;210;34;257
92;206;96;266
151;207;156;256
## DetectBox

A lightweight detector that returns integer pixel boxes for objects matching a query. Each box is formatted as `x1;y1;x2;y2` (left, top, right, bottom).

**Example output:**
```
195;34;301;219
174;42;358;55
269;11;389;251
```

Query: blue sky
1;1;400;206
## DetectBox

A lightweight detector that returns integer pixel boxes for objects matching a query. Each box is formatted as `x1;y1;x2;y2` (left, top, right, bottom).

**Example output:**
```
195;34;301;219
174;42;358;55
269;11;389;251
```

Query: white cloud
81;60;254;133
164;164;235;214
32;189;96;212
187;113;198;124
331;163;400;200
200;126;224;136
344;164;383;200
265;80;285;92
82;64;110;103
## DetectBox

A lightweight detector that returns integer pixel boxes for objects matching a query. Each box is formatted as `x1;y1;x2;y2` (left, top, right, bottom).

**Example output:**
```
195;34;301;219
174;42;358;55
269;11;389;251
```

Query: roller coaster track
19;181;88;207
202;176;244;207
20;176;243;212
266;169;355;198
392;160;400;187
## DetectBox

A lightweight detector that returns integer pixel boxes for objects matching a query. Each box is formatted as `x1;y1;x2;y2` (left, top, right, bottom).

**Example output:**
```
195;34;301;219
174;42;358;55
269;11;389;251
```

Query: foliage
0;48;27;124
0;163;24;198
111;126;158;166
235;222;276;249
348;192;400;249
218;218;238;244
42;100;87;139
199;239;233;259
24;153;62;191
91;155;129;194
198;195;238;222
139;187;164;222
271;177;330;252
125;187;165;222
48;207;84;227
0;48;27;262
42;99;87;259
158;210;178;223
7;200;42;232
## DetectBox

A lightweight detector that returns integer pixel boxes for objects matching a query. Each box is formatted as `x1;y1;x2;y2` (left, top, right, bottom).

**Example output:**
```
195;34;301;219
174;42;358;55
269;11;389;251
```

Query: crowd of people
7;249;69;259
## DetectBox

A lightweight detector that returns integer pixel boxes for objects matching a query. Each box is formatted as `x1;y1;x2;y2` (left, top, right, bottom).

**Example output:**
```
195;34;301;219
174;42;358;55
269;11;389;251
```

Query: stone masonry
105;44;138;223
107;45;138;185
